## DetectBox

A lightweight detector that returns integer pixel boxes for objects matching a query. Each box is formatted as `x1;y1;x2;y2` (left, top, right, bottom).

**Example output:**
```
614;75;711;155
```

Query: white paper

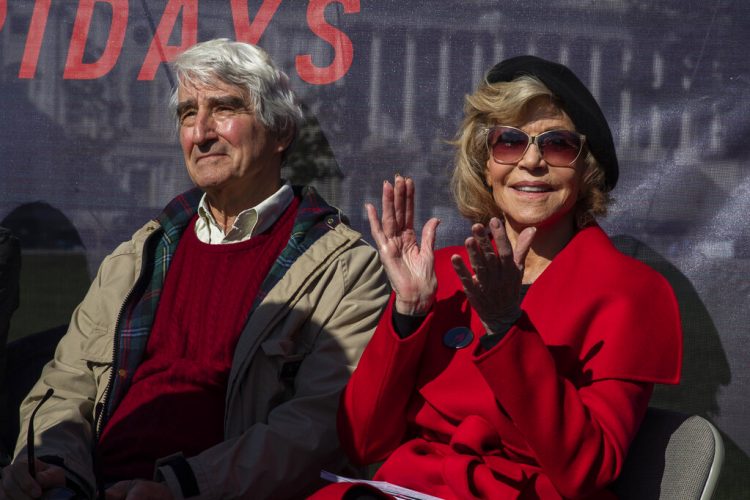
320;470;444;500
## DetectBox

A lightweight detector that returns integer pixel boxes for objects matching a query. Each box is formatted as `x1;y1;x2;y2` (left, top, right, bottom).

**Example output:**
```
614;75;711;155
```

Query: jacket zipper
94;225;161;440
94;285;134;440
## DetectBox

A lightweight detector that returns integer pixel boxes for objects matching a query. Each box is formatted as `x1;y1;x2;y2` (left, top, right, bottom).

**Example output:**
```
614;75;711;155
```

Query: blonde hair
451;75;610;227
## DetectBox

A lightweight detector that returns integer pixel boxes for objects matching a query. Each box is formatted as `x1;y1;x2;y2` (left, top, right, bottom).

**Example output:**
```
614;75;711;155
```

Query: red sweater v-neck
98;197;299;481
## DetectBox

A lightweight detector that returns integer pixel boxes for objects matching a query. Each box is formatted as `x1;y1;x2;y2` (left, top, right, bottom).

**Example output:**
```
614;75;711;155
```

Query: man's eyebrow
176;96;248;117
206;95;248;109
176;99;196;117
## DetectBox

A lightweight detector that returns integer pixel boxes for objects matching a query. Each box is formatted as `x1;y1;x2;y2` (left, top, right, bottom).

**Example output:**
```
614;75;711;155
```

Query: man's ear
276;127;296;153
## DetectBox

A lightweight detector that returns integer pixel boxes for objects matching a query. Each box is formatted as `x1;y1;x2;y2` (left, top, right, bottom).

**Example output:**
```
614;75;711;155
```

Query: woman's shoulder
531;224;681;336
531;226;682;384
566;225;669;288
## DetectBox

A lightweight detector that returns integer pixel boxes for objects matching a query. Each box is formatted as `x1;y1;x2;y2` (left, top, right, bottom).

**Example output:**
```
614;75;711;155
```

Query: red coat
334;226;682;499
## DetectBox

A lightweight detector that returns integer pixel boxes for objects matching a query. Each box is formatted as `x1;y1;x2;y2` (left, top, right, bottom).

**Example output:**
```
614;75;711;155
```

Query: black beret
486;55;618;191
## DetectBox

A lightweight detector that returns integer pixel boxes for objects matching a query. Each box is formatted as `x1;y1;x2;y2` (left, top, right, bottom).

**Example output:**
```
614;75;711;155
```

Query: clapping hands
367;175;535;337
366;175;440;316
451;219;535;335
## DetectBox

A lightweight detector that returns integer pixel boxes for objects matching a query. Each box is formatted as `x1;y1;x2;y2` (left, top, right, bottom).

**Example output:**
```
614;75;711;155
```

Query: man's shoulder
289;187;380;268
107;187;203;259
301;219;377;266
108;220;162;259
292;185;364;245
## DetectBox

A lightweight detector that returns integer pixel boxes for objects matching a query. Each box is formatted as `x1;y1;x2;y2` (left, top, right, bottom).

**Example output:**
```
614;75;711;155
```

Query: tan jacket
15;207;388;499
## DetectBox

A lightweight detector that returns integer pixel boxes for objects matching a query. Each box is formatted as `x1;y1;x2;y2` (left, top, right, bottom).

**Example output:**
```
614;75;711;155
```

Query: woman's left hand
451;217;535;334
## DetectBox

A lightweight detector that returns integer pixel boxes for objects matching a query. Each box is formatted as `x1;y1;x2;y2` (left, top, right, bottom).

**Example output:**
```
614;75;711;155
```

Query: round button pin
443;326;474;349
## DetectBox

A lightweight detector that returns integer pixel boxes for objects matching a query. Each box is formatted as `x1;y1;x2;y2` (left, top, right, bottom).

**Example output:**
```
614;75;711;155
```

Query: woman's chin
504;209;576;234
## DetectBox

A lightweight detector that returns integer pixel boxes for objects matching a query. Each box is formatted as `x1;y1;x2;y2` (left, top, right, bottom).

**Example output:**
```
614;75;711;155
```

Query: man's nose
192;109;218;144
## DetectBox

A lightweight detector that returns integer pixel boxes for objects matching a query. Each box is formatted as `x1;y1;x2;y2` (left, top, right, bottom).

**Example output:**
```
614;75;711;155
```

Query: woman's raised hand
367;175;440;316
451;218;536;334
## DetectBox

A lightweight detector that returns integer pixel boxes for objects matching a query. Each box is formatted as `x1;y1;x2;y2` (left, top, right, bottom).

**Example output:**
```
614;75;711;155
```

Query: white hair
169;39;304;140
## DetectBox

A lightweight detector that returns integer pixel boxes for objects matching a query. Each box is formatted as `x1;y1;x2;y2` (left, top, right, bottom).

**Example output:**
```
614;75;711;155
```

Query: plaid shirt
101;185;342;424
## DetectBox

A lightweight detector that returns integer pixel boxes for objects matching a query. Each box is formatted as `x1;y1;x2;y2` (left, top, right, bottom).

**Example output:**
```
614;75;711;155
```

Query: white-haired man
1;39;388;500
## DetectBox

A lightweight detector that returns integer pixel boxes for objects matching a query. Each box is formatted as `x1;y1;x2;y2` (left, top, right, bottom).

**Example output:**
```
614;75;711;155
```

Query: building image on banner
0;1;748;497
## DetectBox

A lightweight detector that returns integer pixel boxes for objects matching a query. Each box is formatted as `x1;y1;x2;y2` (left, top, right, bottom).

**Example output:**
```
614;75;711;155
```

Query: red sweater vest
97;198;299;481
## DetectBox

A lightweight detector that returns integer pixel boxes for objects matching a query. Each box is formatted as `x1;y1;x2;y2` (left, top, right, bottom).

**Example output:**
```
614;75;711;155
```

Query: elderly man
0;39;388;499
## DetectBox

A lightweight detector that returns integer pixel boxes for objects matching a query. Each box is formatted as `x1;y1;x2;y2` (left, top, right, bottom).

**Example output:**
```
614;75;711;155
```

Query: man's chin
192;178;233;194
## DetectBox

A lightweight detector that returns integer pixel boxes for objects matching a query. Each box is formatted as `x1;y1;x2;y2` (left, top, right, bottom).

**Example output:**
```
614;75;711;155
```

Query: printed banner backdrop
0;0;748;495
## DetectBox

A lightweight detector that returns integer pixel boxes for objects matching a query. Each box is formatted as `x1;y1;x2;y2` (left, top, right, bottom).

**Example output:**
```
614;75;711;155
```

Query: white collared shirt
195;181;294;244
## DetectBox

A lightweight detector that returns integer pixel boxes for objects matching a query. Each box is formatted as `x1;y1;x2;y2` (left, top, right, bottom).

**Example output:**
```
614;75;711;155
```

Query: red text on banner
231;0;281;45
63;0;128;79
296;0;359;85
18;0;51;79
0;0;7;32
137;0;198;80
13;0;359;83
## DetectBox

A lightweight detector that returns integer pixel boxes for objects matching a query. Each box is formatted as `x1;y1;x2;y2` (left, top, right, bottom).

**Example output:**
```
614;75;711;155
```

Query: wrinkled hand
0;459;66;499
451;218;536;334
367;175;440;315
105;480;173;500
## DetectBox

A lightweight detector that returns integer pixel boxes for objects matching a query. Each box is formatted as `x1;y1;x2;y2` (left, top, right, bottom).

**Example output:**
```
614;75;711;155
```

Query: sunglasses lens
488;127;529;164
538;130;582;166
